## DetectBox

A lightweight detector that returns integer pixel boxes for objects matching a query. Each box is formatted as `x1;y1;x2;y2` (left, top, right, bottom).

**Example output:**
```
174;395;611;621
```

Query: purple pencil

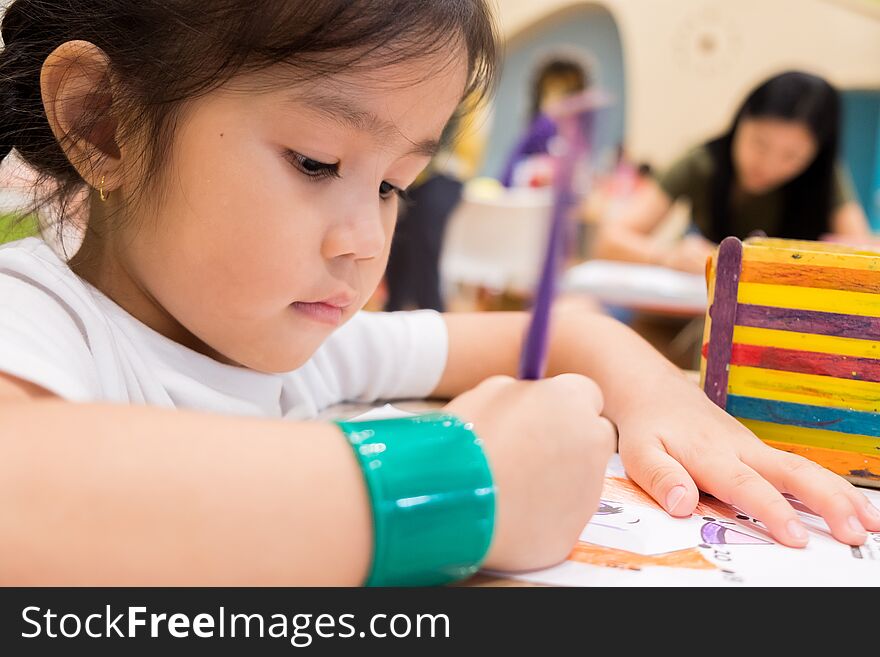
518;113;587;380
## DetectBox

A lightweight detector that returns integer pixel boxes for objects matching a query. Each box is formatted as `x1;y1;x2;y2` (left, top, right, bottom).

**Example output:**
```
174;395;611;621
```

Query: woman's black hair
0;0;497;233
529;57;589;120
704;70;841;242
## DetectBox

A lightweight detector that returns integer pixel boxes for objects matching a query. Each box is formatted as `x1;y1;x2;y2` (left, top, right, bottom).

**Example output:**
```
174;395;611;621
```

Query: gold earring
99;175;110;202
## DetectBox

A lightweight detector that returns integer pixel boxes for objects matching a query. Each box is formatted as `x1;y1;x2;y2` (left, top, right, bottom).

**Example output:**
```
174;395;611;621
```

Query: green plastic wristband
336;413;496;587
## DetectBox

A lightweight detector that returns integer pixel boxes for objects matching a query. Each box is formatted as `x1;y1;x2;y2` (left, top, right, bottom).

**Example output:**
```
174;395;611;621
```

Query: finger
620;439;700;517
599;417;619;454
458;374;517;403
479;375;517;391
548;373;604;413
745;446;880;543
683;450;809;547
595;417;618;458
443;375;516;418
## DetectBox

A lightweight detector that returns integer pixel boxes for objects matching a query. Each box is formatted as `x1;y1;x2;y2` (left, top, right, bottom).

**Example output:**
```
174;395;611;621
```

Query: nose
321;200;387;261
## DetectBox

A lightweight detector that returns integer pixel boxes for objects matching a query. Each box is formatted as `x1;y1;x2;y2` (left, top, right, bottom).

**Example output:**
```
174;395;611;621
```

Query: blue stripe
726;395;880;438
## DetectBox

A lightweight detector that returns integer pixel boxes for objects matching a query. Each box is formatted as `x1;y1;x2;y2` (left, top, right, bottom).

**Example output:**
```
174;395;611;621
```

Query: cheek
778;156;811;181
148;142;325;319
733;139;754;172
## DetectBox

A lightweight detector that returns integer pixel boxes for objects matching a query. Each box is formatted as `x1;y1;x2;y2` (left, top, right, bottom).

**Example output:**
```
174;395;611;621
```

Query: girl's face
107;54;467;372
539;73;583;112
732;117;818;194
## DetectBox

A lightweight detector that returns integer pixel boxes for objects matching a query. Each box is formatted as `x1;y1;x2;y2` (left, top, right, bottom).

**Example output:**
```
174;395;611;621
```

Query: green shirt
654;145;856;240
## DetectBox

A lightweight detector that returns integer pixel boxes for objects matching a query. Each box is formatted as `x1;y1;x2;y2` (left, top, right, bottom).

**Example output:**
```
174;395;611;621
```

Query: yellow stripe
743;239;880;270
738;282;880;317
728;365;880;412
739;418;880;455
732;326;880;359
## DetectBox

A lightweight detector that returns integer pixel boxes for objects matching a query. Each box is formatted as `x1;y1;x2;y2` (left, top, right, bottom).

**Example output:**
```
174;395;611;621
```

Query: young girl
0;1;877;586
595;71;871;274
499;57;588;188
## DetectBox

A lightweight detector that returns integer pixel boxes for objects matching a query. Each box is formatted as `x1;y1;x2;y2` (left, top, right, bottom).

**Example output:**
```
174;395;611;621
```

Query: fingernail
848;515;867;537
665;485;687;514
865;502;880;523
786;519;808;543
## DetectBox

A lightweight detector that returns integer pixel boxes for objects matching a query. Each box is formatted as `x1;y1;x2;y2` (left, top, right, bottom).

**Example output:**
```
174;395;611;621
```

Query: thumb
620;441;700;517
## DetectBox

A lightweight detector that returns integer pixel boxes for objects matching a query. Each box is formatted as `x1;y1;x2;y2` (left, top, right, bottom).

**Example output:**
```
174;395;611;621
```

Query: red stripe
728;343;880;383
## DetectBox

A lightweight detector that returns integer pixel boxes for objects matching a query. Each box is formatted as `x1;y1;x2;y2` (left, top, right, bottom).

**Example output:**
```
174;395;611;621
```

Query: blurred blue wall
480;4;626;180
841;90;880;230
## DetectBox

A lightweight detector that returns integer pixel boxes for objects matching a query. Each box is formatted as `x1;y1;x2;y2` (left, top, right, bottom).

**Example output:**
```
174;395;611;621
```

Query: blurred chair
439;181;553;306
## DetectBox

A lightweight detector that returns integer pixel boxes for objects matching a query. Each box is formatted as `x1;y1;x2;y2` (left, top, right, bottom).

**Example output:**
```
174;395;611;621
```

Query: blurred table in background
562;259;707;370
563;259;707;316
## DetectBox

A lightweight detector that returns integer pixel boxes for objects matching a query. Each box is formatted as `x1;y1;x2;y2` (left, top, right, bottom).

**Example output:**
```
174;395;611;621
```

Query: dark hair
704;70;841;242
529;57;589;120
0;0;497;234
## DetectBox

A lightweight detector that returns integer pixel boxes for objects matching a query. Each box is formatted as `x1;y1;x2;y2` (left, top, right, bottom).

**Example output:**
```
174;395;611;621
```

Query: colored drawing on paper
501;455;880;586
596;501;625;516
569;542;716;571
699;521;771;545
585;476;772;573
782;492;819;516
602;477;762;526
601;477;656;506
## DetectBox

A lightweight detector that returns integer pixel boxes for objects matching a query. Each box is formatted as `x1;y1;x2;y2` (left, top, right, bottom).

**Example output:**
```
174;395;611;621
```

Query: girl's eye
379;181;406;200
285;150;340;180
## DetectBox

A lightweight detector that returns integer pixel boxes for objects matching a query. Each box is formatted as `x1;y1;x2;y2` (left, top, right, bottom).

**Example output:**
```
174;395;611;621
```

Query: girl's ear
40;40;122;193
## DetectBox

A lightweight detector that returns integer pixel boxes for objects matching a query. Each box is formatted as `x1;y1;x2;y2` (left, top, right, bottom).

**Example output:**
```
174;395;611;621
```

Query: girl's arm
434;305;679;417
591;180;715;274
591;180;674;265
1;368;616;583
0;372;372;585
830;201;872;238
434;306;880;547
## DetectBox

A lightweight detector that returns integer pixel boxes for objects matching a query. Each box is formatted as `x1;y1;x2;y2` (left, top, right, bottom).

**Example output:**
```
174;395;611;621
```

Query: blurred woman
595;71;870;273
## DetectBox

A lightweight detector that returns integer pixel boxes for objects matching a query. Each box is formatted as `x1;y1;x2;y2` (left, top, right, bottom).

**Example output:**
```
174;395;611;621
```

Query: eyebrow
288;90;441;158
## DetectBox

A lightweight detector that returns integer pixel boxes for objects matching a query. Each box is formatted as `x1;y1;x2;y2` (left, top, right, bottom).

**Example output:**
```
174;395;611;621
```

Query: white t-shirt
0;238;448;419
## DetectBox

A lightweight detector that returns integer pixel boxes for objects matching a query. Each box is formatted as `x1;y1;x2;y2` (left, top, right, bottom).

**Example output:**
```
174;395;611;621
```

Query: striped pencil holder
701;236;880;488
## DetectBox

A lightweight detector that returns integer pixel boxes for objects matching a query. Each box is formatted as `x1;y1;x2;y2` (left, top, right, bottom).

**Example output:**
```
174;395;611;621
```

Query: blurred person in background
384;105;483;311
499;56;591;188
594;70;870;274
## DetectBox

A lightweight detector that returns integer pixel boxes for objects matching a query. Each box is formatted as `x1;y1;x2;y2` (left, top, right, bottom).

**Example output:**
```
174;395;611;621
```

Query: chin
742;179;780;195
243;350;316;374
230;332;325;374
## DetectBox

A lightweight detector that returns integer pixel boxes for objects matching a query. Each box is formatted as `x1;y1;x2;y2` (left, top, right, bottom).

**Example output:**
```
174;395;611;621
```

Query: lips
290;290;357;327
313;291;357;308
291;301;345;326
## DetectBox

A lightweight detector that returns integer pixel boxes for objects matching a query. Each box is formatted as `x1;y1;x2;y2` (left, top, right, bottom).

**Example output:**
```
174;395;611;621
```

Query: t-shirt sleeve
308;309;449;404
654;147;707;201
0;272;100;400
832;162;858;209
